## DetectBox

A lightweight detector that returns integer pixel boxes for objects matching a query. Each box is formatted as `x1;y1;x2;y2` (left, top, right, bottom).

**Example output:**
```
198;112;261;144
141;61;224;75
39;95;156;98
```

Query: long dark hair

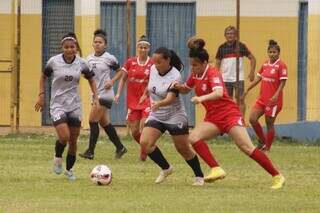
154;47;184;72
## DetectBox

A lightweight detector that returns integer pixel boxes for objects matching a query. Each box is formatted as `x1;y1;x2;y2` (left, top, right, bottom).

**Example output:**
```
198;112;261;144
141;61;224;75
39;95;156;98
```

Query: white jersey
147;65;187;124
44;54;94;113
87;51;120;101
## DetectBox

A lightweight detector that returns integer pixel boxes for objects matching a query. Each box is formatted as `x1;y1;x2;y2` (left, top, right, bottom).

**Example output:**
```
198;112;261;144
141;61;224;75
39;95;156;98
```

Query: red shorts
204;110;245;134
254;99;282;118
126;107;150;122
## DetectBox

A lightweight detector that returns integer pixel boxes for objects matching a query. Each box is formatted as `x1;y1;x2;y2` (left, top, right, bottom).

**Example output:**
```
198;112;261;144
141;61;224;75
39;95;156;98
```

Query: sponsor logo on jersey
201;83;207;91
213;77;220;84
282;69;287;75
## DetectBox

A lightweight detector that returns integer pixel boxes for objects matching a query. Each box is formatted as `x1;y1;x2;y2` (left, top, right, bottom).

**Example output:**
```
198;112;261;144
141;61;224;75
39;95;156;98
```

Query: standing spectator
215;25;256;115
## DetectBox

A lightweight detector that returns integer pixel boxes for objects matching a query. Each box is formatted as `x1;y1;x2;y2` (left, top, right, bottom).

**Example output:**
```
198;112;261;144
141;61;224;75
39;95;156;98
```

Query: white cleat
64;169;76;181
53;157;63;175
192;177;205;186
155;166;173;184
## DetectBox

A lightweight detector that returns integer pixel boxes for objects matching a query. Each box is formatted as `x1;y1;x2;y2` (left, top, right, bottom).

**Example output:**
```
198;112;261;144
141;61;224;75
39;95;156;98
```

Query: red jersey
257;59;288;104
185;65;240;117
122;56;153;110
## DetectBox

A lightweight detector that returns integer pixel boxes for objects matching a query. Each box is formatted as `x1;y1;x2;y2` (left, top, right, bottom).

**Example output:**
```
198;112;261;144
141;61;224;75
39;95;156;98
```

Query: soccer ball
90;165;112;185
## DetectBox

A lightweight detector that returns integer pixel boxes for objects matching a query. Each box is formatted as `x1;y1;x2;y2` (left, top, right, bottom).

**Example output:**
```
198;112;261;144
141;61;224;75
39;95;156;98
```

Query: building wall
307;0;320;120
1;0;317;127
75;0;100;129
0;1;12;125
19;0;42;126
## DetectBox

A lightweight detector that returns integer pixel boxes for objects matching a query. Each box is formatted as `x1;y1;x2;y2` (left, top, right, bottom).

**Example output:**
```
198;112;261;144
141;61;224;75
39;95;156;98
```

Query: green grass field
0;133;319;213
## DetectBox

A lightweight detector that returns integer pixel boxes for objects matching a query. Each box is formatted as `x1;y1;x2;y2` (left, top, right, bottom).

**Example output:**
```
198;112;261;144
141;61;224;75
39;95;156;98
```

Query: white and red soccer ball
90;165;112;185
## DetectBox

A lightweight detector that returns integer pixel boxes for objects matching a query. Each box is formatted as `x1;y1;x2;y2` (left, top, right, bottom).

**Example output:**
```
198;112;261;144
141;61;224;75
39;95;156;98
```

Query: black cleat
115;147;127;159
79;149;94;160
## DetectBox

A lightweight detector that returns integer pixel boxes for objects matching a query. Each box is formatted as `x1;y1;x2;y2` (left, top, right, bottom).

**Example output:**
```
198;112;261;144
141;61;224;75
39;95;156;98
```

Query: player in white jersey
35;33;98;181
79;29;127;160
139;47;205;186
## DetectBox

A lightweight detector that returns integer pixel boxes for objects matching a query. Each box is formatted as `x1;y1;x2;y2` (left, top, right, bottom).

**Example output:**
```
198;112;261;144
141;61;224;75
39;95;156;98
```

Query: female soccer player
79;29;127;160
173;38;285;189
243;40;287;151
139;47;205;186
35;32;98;180
115;35;153;160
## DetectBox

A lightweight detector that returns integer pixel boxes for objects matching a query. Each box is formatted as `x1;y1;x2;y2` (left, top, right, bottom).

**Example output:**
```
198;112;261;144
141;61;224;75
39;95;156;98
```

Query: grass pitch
0;133;319;213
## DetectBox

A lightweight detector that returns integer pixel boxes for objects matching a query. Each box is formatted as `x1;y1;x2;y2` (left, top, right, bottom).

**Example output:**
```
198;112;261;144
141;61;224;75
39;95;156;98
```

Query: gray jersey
87;51;120;101
147;65;187;124
44;54;94;113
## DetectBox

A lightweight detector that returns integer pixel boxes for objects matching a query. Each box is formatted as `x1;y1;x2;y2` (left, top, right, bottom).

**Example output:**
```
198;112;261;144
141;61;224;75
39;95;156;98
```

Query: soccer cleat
79;149;94;160
155;166;173;184
204;166;226;183
192;177;205;186
53;157;63;175
271;174;285;189
115;147;127;159
64;169;76;181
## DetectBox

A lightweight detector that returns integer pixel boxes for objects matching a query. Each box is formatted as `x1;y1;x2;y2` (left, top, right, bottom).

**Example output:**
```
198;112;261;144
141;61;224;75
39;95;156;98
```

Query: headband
137;40;151;46
61;36;77;44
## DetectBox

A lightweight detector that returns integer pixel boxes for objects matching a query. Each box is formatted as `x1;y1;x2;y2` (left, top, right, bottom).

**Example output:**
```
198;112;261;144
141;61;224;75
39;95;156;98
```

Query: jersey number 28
65;75;73;82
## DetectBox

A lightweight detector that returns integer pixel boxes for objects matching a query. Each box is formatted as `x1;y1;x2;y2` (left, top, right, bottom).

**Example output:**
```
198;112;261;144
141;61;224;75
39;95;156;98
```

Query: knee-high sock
132;132;141;144
266;128;275;150
88;122;99;153
186;155;204;177
66;154;76;171
249;148;279;176
148;147;170;170
252;122;266;144
103;124;124;151
192;140;219;168
55;140;66;158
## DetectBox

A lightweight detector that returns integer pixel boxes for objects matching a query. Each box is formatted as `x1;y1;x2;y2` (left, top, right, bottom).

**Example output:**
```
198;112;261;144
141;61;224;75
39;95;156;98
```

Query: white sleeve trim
121;67;128;73
184;83;192;89
212;86;223;91
279;77;288;80
257;73;261;77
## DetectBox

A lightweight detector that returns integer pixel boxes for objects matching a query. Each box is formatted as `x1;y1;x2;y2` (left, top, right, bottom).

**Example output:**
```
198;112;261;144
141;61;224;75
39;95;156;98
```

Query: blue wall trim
247;121;320;143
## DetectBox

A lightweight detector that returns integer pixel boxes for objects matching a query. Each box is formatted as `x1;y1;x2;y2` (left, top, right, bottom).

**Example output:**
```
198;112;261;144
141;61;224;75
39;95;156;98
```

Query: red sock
132;132;141;144
266;128;275;150
252;122;266;143
192;140;219;168
250;148;279;176
132;132;147;161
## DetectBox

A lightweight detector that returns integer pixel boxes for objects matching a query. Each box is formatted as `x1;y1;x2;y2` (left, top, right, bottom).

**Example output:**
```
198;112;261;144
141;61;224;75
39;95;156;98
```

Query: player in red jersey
173;37;285;189
243;40;287;151
115;35;153;159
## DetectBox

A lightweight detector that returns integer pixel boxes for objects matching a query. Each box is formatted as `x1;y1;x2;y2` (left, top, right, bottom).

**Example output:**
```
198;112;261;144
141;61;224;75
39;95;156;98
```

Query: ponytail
154;47;184;72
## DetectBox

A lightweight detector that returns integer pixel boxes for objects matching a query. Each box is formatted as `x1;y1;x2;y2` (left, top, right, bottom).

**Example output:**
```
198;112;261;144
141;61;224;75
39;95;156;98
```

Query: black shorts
51;109;81;127
99;98;112;109
145;119;189;136
224;81;245;98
